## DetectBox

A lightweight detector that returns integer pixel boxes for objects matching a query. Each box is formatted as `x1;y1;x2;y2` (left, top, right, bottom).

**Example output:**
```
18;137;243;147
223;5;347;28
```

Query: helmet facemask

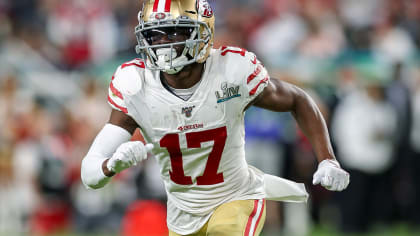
135;11;212;74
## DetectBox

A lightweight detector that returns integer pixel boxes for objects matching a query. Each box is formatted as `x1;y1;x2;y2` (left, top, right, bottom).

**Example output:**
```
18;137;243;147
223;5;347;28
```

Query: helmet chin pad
156;48;187;74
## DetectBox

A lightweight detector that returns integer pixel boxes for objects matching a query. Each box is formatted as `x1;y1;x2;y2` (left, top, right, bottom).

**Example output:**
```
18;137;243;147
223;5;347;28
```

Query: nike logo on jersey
215;82;241;103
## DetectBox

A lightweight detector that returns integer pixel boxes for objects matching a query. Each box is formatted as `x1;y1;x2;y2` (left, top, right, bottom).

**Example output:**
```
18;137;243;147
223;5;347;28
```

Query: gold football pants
169;199;266;236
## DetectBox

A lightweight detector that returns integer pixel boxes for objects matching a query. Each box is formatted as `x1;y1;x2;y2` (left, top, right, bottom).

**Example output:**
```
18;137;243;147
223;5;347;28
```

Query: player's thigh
207;199;266;236
168;222;208;236
169;230;181;236
169;231;179;236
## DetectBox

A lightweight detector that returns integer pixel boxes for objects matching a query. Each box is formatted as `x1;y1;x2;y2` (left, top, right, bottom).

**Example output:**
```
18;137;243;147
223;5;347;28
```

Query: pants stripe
244;199;264;236
253;200;265;236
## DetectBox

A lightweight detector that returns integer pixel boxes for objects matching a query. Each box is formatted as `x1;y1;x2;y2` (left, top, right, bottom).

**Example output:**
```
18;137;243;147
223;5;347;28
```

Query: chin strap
156;48;188;74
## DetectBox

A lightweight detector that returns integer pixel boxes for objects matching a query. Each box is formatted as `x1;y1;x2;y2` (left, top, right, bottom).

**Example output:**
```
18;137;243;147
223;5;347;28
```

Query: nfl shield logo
182;106;195;118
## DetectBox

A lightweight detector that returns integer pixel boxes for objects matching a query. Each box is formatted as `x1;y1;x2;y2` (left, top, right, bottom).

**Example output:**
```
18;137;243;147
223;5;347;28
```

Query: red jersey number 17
160;126;227;185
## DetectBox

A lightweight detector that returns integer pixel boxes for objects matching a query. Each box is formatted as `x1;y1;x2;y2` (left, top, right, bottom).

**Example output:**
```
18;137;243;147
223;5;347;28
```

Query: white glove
312;159;350;191
107;141;154;173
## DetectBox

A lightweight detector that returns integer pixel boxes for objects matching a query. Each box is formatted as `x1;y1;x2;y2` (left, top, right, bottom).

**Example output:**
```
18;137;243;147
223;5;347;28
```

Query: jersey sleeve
242;50;270;106
107;58;145;114
217;46;270;110
108;69;128;114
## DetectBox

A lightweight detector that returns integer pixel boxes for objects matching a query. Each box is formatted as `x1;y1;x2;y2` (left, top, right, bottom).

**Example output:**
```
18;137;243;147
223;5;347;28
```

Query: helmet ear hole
137;11;142;23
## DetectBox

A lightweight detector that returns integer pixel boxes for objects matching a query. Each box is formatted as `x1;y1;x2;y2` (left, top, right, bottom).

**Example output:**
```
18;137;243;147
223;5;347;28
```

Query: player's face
144;27;193;44
144;27;193;56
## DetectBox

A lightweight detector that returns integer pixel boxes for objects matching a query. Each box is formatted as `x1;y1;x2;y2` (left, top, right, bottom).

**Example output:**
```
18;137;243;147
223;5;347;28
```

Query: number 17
160;127;227;185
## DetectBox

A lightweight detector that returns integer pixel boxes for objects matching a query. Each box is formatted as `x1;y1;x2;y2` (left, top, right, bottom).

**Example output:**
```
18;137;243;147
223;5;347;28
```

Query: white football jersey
108;47;308;234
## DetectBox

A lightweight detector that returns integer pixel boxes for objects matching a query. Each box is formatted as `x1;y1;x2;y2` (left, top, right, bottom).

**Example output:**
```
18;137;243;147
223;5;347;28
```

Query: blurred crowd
1;0;420;235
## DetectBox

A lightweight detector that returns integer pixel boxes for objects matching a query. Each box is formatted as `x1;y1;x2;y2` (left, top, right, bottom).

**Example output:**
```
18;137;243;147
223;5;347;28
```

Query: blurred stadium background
1;0;420;235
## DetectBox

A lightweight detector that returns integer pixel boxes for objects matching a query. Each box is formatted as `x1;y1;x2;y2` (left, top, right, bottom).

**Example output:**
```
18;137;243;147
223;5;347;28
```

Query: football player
81;0;350;235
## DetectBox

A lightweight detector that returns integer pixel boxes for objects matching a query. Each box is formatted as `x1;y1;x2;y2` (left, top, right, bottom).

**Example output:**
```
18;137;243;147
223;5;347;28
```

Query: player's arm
80;110;152;189
103;109;139;176
252;78;349;191
253;78;334;162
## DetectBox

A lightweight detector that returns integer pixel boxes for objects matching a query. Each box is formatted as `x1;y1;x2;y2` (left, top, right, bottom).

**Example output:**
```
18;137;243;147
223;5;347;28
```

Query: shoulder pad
113;58;145;95
107;58;145;113
216;46;261;74
215;46;270;106
216;46;268;85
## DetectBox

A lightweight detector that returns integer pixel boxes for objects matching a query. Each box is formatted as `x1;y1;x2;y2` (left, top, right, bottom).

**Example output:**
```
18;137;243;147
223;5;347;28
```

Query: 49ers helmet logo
196;0;213;18
155;12;166;20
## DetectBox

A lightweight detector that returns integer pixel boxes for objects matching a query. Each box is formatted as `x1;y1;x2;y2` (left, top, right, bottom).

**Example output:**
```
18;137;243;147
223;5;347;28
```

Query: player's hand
107;141;154;173
312;159;349;191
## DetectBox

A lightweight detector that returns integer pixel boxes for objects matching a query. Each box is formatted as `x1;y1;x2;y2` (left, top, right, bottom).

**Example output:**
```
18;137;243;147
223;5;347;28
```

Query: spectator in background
67;76;110;132
385;62;414;221
409;67;420;226
213;7;259;49
372;17;416;64
337;0;384;50
297;0;345;60
0;144;21;233
249;0;307;67
335;66;359;98
331;63;397;233
0;75;42;234
401;0;420;48
0;73;37;140
338;0;385;30
109;0;143;54
44;0;118;69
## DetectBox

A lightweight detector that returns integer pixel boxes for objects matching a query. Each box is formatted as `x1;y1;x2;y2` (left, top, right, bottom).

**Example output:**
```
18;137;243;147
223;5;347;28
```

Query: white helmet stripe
158;0;166;12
